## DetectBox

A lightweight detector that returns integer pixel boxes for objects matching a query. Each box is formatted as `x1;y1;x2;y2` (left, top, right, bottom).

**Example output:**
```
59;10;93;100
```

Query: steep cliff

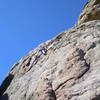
0;0;100;100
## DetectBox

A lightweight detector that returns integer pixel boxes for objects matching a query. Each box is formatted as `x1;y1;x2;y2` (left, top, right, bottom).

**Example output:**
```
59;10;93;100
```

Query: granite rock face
0;0;100;100
0;20;100;100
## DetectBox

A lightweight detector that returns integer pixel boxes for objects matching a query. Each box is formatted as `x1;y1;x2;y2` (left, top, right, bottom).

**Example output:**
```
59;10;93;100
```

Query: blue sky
0;0;88;84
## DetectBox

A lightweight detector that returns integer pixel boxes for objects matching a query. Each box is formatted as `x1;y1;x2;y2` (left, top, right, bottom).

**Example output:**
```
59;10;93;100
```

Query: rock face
0;0;100;100
77;0;100;25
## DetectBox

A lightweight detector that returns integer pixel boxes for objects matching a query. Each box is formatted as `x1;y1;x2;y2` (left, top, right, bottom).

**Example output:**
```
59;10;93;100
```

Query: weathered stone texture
77;0;100;25
0;0;100;99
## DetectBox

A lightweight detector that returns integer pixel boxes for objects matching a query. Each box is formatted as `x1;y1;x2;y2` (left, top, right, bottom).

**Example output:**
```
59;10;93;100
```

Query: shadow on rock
92;95;100;100
0;93;9;100
0;74;14;96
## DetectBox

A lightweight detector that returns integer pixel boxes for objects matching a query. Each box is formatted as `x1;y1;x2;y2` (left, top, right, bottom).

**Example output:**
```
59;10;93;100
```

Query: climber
39;45;47;55
32;45;47;65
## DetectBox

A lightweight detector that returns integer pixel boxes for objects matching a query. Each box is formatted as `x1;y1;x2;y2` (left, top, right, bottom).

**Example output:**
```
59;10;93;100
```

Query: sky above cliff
0;0;88;84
